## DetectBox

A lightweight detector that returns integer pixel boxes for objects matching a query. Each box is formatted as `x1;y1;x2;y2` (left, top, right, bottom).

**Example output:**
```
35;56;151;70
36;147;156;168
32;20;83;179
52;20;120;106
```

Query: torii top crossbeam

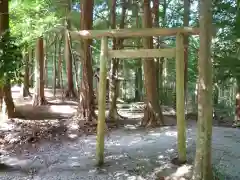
69;27;201;40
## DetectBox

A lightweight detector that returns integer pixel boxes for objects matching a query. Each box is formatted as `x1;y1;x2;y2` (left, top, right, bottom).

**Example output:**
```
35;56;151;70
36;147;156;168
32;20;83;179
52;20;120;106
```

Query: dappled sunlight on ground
0;87;238;179
0;126;240;179
49;105;76;114
0;126;194;179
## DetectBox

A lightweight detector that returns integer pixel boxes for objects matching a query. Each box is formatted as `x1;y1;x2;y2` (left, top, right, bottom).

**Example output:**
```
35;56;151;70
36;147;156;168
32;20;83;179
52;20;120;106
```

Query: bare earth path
0;126;240;180
0;87;239;179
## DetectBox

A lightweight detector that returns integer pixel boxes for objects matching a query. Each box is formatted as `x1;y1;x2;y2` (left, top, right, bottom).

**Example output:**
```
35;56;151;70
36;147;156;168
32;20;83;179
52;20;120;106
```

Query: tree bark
234;78;240;122
107;0;118;122
0;0;16;118
29;48;34;87
141;0;164;127
3;82;15;118
213;83;219;106
22;52;31;97
78;0;96;121
192;0;213;179
135;66;142;101
57;35;63;89
0;87;3;112
152;0;160;98
32;37;47;106
0;0;8;34
134;1;142;102
65;0;76;98
184;0;190;103
107;0;127;122
44;53;48;88
52;37;57;96
65;29;76;98
157;0;167;101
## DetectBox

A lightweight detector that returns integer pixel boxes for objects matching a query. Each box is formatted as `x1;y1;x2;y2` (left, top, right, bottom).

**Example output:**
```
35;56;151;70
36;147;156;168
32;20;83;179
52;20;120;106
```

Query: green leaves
0;33;23;86
10;0;60;45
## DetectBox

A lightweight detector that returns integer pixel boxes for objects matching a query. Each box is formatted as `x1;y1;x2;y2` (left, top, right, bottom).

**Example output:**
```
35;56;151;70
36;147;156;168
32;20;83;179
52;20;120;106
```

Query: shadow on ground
0;126;240;180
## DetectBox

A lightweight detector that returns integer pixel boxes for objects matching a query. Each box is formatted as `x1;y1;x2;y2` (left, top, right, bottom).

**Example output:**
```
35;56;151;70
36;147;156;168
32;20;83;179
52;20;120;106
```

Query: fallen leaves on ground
0;116;119;153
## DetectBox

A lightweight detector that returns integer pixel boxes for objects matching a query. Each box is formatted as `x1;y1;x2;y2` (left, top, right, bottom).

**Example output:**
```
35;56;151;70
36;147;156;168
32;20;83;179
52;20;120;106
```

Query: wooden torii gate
70;27;200;166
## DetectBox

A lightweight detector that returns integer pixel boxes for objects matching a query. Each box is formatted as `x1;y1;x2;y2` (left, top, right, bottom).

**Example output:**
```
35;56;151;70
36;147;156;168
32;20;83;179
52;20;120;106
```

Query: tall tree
107;0;117;121
234;0;240;124
184;0;190;103
134;0;143;101
52;36;58;96
32;37;47;106
0;0;16;118
108;0;127;122
57;35;63;89
192;0;213;179
78;0;96;121
0;88;2;112
22;50;31;97
28;48;34;87
155;0;167;100
152;0;160;96
141;0;164;126
65;0;76;98
44;44;48;88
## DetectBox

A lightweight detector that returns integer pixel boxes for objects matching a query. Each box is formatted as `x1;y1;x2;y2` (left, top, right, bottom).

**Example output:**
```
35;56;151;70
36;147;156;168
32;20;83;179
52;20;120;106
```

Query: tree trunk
64;0;76;98
135;65;142;101
57;56;61;88
192;0;213;179
44;54;48;88
65;24;76;98
32;37;47;106
152;0;160;98
141;0;164;127
3;82;16;118
57;35;63;89
53;37;57;96
78;0;96;121
22;52;31;97
134;1;142;102
235;78;240;122
107;0;127;122
108;0;118;121
158;0;167;97
28;48;34;87
0;0;16;118
0;87;3;112
213;83;219;106
0;0;8;35
184;0;190;104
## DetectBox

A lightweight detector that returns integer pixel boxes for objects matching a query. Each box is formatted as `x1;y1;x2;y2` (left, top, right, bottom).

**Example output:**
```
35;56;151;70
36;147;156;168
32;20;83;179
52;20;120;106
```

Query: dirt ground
0;86;234;155
1;86;88;153
0;86;239;180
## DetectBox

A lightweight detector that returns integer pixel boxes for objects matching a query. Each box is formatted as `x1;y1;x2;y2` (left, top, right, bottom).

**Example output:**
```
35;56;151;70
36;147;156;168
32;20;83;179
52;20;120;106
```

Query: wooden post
96;37;108;166
176;33;186;162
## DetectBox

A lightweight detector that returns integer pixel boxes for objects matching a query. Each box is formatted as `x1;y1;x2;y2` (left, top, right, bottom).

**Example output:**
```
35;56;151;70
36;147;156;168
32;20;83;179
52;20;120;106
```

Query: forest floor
0;87;239;179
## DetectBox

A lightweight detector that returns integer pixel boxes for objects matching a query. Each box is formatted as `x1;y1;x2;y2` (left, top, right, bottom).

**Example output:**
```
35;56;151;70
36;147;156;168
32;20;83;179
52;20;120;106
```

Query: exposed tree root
65;89;77;99
171;157;187;166
140;104;164;127
3;83;16;118
22;87;32;98
77;106;98;124
73;109;111;138
107;108;126;123
9;111;27;119
32;95;48;106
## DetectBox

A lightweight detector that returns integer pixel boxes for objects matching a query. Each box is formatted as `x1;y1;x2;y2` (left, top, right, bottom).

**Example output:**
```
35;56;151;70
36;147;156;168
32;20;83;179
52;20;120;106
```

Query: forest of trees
0;0;240;179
